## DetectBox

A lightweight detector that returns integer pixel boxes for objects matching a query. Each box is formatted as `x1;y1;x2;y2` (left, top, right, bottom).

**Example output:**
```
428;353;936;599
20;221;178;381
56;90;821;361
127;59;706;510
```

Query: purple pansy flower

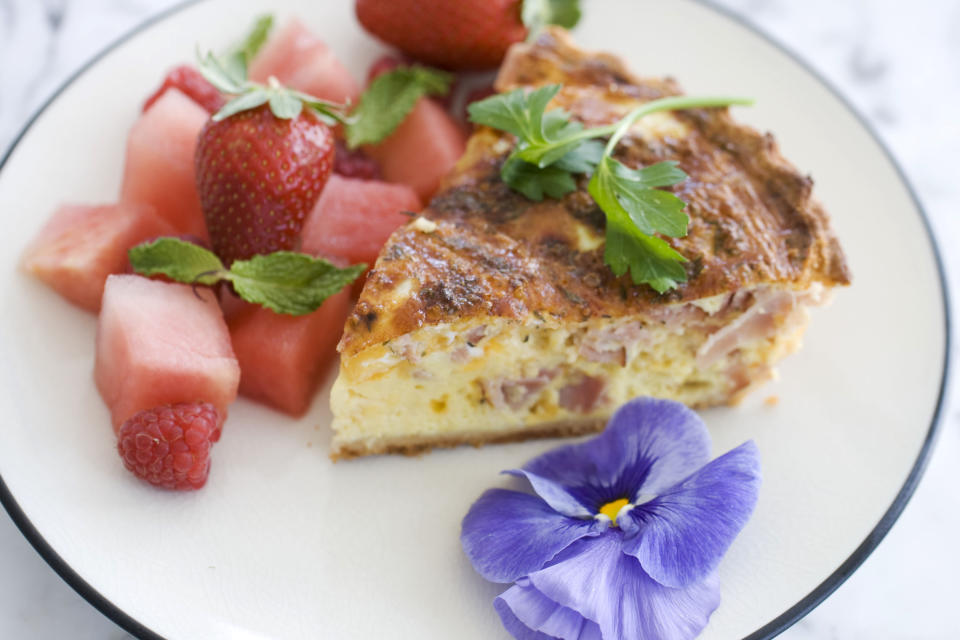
461;398;761;640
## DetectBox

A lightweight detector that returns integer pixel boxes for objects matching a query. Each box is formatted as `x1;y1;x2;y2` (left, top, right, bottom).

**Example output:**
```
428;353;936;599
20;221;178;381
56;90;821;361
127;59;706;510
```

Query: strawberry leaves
129;238;365;316
469;87;752;293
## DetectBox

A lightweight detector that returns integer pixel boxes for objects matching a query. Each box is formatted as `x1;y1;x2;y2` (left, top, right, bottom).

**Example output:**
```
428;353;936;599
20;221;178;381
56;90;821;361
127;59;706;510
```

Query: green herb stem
602;95;754;155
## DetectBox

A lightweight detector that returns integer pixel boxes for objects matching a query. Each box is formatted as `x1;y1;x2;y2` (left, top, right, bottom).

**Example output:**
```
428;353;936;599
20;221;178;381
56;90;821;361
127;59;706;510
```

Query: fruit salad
21;2;572;490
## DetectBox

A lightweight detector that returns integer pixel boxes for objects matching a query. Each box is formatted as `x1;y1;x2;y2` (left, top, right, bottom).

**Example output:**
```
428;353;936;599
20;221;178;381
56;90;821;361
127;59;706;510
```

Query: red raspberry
143;65;226;114
117;402;223;490
333;139;381;180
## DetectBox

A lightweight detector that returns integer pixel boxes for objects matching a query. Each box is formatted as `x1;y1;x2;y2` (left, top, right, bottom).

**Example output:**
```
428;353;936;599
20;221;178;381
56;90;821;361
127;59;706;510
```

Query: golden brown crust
340;28;850;357
331;417;607;460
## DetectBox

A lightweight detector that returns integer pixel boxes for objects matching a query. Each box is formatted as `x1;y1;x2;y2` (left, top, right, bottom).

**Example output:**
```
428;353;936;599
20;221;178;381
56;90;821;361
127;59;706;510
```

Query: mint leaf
219;15;274;86
501;156;577;201
522;0;582;31
128;238;226;285
129;239;363;315
226;252;366;316
233;15;273;67
346;66;453;147
589;157;688;238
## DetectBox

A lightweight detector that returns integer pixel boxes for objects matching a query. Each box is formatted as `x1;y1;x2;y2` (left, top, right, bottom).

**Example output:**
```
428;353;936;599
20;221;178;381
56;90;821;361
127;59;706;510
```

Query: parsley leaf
469;86;752;292
588;158;689;237
128;238;364;316
470;85;588;168
604;222;689;294
502;156;578;201
521;0;582;32
345;66;453;147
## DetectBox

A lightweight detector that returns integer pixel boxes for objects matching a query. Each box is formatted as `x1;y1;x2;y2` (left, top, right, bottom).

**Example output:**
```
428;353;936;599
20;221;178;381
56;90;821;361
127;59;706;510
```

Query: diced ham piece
558;374;606;413
482;369;556;411
696;288;802;367
579;321;650;366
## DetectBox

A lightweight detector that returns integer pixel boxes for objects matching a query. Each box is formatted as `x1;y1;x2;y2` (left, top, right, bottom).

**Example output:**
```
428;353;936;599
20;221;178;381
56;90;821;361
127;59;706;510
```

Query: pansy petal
461;488;607;583
527;531;721;640
495;579;603;640
505;469;594;518
523;398;711;510
620;441;761;588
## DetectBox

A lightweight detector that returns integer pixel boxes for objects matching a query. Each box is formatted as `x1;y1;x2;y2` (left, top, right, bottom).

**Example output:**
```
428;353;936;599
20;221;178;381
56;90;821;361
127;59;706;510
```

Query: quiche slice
330;28;850;459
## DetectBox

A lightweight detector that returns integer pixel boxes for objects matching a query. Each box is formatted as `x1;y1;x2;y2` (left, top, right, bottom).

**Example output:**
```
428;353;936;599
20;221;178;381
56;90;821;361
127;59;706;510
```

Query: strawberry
143;65;226;114
356;0;528;70
195;105;336;264
117;402;223;490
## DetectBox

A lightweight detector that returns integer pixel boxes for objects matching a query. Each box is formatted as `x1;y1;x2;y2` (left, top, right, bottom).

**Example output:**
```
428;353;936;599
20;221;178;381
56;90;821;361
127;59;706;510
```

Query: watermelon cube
120;88;209;239
365;97;466;201
22;202;174;312
249;20;360;104
228;290;351;417
95;275;240;430
300;175;421;267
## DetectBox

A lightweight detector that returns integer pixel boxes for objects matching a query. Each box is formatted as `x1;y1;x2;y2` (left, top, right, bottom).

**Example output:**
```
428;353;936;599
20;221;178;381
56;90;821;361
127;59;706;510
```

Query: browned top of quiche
339;27;850;357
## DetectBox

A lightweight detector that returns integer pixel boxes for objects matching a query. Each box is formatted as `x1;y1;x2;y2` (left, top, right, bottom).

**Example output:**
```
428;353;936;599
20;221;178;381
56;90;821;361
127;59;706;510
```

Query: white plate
0;1;948;638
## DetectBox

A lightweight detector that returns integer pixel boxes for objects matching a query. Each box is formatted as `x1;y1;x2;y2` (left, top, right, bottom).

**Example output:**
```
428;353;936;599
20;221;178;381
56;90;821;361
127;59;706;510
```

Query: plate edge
0;2;951;640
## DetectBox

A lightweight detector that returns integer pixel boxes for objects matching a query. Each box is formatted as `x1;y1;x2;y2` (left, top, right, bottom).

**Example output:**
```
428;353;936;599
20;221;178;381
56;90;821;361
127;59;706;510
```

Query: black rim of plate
0;1;951;639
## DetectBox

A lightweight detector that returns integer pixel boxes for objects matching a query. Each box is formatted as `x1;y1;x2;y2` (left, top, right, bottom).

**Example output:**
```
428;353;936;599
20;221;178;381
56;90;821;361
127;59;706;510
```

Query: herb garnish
344;66;453;147
129;238;365;316
468;86;752;292
197;16;453;146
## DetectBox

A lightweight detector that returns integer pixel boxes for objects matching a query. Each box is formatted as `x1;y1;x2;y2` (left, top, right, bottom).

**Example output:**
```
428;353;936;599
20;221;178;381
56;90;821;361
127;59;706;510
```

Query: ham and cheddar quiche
330;28;850;459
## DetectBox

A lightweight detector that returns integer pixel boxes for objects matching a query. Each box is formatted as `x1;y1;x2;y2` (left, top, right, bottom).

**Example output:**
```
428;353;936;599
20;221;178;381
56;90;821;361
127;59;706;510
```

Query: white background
1;0;958;638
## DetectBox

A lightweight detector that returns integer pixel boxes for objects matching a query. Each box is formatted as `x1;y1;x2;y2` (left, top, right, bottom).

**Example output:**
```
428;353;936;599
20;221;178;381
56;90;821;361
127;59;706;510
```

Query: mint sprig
468;86;752;293
345;66;453;147
129;238;365;316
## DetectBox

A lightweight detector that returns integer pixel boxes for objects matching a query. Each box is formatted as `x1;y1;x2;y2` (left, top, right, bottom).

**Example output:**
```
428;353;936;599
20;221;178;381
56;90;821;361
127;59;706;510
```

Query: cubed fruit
143;65;225;114
22;202;174;312
228;290;351;417
120;88;209;239
95;275;240;430
249;19;360;104
300;175;421;267
364;97;466;201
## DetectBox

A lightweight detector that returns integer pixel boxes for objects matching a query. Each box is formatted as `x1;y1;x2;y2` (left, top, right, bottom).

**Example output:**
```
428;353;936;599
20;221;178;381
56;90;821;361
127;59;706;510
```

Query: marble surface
1;0;958;638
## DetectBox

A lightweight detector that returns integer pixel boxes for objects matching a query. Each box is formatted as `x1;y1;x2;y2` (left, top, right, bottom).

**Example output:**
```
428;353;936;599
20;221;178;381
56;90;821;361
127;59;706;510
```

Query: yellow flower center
598;498;630;525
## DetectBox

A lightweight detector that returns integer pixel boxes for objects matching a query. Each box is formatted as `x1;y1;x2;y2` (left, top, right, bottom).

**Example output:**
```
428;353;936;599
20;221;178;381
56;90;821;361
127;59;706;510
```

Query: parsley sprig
468;85;752;292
